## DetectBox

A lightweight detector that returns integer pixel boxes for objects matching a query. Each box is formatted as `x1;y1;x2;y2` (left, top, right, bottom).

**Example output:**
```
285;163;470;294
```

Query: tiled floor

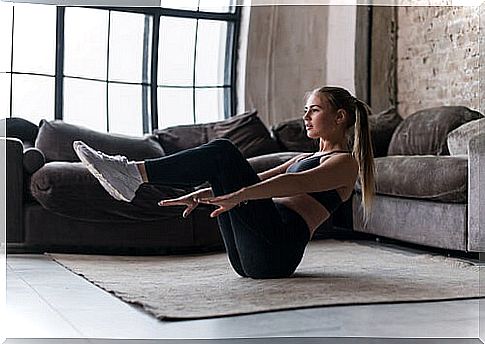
5;245;484;340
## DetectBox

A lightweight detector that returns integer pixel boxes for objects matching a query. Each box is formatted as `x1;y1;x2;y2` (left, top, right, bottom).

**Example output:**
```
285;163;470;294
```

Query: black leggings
144;138;310;279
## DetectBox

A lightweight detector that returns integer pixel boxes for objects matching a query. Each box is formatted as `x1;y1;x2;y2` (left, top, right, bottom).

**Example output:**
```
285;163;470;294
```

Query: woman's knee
210;138;239;153
208;138;245;164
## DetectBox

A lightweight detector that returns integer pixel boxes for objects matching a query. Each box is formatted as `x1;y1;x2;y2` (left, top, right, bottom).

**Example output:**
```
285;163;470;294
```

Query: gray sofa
4;111;350;254
353;106;484;252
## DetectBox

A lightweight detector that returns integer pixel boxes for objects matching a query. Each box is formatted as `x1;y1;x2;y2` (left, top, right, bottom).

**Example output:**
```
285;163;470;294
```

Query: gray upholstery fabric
447;118;485;156
24;204;222;254
154;111;280;158
23;147;45;174
35;120;165;162
353;193;467;251
5;138;24;243
467;132;485;251
358;155;468;203
388;106;483;156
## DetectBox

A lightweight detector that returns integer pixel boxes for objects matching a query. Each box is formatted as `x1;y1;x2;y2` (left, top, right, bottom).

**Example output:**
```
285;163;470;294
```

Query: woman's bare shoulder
319;152;358;176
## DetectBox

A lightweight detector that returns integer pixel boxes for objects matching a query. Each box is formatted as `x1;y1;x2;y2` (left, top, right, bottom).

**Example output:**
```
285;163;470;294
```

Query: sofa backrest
387;106;483;156
153;110;281;158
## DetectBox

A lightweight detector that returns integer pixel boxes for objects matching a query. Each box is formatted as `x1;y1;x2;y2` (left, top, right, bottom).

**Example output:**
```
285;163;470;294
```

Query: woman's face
302;92;338;139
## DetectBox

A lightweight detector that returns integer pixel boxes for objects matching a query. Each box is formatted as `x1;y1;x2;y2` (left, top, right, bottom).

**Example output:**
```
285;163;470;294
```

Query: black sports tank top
286;150;350;213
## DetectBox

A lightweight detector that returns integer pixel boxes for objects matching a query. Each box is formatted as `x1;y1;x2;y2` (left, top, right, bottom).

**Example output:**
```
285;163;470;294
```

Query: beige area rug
49;240;484;320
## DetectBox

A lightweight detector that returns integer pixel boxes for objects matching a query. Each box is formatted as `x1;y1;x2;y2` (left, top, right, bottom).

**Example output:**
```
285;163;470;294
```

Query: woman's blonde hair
310;86;375;223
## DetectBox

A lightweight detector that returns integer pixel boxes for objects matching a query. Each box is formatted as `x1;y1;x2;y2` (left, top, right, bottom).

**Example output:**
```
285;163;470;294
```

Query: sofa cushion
153;123;209;155
35;120;165;162
208;111;281;158
360;155;468;203
387;106;483;156
447;118;485;155
154;110;280;158
30;162;197;222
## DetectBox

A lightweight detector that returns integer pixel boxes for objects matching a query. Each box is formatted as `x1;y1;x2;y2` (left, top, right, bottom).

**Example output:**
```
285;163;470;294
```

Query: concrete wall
242;5;357;126
370;6;398;114
396;5;481;117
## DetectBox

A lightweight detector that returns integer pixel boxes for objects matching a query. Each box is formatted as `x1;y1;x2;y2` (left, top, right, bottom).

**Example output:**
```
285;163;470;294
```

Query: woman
73;86;375;279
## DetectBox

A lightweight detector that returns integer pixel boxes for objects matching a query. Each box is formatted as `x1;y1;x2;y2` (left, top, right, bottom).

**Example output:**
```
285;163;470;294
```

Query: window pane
160;0;198;11
11;74;54;124
63;78;106;132
195;20;228;86
158;87;193;128
64;8;108;80
195;88;225;123
0;74;11;118
108;83;146;136
198;0;235;13
12;3;56;75
0;3;13;73
109;12;151;84
159;17;196;86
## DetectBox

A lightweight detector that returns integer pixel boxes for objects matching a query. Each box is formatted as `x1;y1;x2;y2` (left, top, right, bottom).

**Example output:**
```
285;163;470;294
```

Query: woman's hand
198;191;245;218
159;187;214;218
158;193;201;218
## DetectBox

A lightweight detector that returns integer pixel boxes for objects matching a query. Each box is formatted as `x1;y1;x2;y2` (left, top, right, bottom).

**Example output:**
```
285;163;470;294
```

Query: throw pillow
35;120;165;162
209;110;281;158
387;106;483;156
447;118;485;155
155;110;280;158
153;123;210;155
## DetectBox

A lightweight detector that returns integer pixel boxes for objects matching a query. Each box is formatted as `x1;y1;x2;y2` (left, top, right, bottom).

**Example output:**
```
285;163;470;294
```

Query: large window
0;2;239;135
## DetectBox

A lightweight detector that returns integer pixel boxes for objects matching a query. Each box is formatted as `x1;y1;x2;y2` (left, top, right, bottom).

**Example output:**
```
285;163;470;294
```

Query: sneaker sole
74;143;132;202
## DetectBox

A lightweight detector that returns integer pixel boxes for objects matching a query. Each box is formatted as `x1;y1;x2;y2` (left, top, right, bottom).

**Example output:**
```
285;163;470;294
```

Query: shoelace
97;150;128;163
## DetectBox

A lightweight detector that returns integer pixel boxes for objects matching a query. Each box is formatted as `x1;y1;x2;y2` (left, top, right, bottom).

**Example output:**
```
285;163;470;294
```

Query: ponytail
353;99;375;224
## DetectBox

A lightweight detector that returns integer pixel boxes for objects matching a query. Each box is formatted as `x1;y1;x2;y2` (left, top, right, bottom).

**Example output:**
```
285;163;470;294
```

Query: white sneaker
73;141;143;202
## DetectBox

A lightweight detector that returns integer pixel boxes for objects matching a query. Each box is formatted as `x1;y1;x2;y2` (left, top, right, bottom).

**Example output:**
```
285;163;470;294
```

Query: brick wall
396;6;481;118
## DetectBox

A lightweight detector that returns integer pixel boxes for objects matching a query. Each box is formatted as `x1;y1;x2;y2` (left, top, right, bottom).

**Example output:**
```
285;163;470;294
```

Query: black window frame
3;4;241;134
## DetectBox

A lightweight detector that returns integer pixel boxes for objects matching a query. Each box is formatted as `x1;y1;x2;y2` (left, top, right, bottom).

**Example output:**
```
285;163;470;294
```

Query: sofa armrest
467;132;485;251
5;137;24;243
